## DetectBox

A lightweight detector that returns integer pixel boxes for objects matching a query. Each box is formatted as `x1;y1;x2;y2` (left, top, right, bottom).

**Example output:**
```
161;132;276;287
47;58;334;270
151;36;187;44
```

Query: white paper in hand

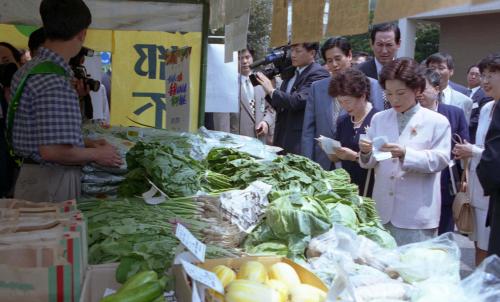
315;135;342;155
372;136;392;161
175;223;206;262
181;260;224;294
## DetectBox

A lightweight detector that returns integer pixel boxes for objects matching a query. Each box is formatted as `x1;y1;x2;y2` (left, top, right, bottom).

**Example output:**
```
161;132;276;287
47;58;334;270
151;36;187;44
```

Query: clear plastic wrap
386;233;461;284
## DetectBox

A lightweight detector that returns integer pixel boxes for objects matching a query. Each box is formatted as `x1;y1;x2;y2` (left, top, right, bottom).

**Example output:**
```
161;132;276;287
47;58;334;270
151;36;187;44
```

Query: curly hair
328;68;371;101
379;57;426;93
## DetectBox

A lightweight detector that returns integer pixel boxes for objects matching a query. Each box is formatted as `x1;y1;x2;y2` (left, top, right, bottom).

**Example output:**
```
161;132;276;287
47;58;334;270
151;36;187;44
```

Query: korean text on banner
165;47;192;132
110;31;202;131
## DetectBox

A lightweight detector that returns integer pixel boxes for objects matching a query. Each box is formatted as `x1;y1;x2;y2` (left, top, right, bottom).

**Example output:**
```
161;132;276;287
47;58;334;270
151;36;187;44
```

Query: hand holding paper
372;136;392;161
315;135;342;155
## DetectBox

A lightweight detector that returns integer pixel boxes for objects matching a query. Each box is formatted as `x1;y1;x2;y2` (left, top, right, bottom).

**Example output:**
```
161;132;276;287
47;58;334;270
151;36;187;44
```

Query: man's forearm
39;144;96;165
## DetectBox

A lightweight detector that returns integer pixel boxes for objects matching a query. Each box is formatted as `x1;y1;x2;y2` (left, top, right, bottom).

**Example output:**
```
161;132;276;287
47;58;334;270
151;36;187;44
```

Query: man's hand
335;147;358;161
94;144;123;167
453;140;473;160
255;72;274;95
84;138;109;148
72;78;90;97
255;121;269;136
381;143;406;159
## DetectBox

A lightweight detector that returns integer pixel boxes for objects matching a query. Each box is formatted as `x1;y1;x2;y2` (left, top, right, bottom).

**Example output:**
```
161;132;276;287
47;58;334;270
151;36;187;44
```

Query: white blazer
360;106;451;229
469;101;496;210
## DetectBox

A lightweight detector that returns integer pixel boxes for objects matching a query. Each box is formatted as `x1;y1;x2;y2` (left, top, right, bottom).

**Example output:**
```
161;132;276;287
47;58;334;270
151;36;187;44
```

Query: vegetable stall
78;125;500;302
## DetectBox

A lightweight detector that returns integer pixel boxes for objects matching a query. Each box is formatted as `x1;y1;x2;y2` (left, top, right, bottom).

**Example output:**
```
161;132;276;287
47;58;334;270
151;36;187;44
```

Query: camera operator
256;42;330;155
9;0;122;203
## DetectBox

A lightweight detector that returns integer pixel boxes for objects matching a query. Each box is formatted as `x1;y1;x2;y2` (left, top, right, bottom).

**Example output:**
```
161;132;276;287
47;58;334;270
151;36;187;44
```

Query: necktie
382;91;391;109
245;79;255;116
467;89;473;97
286;70;300;94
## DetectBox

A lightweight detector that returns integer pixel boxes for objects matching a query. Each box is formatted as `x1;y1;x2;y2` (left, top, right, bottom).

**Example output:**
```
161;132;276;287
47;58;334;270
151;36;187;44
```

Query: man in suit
449;80;469;96
426;52;473;124
467;65;494;143
357;22;401;80
256;42;330;155
230;48;275;144
301;37;384;169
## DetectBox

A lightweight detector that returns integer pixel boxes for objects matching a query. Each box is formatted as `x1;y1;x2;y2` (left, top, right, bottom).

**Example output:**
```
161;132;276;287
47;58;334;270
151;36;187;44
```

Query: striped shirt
10;47;84;163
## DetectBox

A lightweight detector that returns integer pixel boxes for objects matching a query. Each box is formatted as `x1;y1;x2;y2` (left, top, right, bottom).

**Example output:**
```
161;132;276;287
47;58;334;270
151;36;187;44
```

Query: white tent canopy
0;0;203;32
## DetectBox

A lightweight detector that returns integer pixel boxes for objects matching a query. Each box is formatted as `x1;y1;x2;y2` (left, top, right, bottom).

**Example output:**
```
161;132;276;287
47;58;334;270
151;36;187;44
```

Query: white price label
175;223;206;262
181;260;224;294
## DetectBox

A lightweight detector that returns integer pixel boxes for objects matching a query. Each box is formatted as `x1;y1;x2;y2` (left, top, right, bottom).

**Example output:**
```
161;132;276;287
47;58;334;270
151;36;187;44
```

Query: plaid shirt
11;47;84;163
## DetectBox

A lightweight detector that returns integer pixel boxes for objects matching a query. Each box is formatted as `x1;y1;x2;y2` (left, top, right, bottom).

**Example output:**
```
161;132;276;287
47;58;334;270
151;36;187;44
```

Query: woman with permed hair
327;68;378;197
358;57;452;245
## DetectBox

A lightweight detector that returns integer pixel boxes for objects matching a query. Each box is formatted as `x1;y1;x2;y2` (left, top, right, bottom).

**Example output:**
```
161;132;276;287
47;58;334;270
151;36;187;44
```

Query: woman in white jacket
359;58;451;246
453;61;497;264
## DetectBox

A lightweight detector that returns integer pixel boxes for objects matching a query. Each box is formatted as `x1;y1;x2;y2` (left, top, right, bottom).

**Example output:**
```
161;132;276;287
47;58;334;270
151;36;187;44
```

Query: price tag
181;260;224;294
175;223;206;262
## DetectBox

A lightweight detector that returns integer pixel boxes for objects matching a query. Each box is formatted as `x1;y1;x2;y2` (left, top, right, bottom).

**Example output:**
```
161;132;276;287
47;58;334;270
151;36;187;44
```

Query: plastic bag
386;233;461;284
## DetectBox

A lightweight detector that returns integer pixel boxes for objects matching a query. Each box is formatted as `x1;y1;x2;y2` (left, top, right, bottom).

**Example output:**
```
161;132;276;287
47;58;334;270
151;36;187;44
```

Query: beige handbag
452;158;475;234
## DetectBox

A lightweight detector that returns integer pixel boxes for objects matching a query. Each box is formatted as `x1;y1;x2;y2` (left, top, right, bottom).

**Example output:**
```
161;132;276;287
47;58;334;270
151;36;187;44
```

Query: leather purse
452;158;475;234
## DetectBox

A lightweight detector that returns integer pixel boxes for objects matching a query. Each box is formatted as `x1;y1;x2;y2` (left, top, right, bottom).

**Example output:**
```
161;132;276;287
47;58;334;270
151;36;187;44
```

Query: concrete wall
439;12;500;86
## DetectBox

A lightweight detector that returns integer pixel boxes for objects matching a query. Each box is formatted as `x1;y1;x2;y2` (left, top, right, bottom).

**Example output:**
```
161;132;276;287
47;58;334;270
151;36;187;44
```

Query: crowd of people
212;22;500;263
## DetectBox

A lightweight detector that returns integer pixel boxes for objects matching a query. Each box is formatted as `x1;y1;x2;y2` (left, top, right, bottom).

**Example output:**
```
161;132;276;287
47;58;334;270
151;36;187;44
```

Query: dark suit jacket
437;103;469;206
357;59;378;79
476;101;500;255
469;87;494;143
269;62;330;155
449;81;469;96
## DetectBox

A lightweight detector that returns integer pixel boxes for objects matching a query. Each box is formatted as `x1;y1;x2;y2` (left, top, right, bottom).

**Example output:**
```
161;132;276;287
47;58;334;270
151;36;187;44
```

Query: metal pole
198;0;210;128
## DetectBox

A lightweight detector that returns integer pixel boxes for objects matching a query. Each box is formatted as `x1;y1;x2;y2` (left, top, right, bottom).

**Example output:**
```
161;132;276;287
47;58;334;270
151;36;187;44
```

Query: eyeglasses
480;72;499;81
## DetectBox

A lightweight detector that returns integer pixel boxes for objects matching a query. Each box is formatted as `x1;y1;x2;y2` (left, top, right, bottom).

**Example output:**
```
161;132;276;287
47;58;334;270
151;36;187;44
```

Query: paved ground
453;232;476;278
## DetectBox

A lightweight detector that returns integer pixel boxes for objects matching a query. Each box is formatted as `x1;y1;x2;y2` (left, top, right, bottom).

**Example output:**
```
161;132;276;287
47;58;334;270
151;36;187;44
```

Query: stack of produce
207;260;327;302
101;270;168;302
78;198;241;285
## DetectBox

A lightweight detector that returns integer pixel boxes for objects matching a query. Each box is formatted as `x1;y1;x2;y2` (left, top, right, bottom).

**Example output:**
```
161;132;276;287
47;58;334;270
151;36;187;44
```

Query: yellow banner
271;0;289;47
327;0;369;36
291;0;325;44
110;31;201;131
0;24;112;52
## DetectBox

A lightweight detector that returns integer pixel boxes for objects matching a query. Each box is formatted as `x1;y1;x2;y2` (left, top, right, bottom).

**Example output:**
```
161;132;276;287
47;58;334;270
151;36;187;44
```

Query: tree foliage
247;0;273;60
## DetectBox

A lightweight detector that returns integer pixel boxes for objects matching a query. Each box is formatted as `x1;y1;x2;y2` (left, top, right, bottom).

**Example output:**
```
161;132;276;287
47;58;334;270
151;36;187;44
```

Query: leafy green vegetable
358;225;397;249
327;203;359;230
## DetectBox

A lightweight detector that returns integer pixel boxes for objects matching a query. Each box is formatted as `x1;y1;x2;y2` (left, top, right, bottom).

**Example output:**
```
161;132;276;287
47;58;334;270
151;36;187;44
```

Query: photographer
256;42;329;154
9;0;121;203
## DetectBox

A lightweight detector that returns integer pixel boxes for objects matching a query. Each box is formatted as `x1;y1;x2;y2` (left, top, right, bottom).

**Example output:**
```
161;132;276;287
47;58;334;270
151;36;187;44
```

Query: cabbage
396;247;460;284
357;225;397;249
327;203;359;230
265;192;331;238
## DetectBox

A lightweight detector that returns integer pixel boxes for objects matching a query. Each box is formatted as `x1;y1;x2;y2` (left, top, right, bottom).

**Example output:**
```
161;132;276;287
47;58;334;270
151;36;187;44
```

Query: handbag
452;158;475;234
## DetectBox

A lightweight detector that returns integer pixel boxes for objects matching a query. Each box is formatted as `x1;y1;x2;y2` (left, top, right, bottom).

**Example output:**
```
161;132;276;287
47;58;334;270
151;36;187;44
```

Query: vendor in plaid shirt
10;0;122;202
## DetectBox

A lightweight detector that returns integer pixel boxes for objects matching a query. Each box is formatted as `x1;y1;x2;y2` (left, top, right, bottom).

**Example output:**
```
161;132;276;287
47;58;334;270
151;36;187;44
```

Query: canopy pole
197;0;209;128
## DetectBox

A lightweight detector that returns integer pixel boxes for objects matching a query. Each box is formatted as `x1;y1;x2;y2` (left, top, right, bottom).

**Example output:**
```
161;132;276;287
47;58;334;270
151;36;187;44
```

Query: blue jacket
301;76;384;169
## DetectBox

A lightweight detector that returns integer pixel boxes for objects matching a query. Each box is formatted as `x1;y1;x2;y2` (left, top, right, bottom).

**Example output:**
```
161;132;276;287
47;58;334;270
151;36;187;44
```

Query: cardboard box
79;263;120;302
174;256;328;302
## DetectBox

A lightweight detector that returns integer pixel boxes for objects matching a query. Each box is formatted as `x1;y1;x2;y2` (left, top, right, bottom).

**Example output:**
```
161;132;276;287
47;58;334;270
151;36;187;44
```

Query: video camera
248;46;295;87
69;47;101;92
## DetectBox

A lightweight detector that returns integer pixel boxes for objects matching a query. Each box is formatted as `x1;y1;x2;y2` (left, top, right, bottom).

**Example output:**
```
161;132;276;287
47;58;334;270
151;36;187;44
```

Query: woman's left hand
335;147;358;161
381;143;406;159
453;140;473;159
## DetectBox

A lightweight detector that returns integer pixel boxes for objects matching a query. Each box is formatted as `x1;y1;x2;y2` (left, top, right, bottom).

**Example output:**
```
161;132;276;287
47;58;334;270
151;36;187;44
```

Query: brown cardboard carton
79;263;120;302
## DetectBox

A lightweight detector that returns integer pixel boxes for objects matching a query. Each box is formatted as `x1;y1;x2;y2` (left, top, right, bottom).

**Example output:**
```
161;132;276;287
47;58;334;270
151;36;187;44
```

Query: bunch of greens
118;142;233;197
78;198;240;283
